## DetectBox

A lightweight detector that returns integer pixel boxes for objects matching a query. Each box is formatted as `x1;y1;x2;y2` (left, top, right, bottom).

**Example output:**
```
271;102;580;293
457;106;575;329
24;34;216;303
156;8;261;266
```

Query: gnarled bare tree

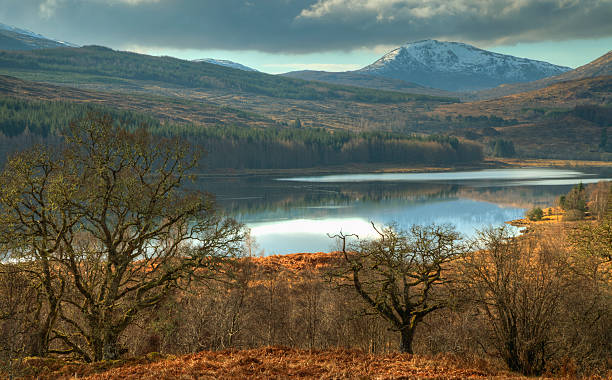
332;223;464;354
0;114;244;361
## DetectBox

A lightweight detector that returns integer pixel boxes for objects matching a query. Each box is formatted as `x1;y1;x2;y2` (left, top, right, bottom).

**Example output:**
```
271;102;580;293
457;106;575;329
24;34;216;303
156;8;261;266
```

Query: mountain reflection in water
196;168;612;255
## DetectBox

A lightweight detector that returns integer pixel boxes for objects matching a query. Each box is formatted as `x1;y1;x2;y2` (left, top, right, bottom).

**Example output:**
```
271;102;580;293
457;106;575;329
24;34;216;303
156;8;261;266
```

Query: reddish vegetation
22;347;534;380
248;252;343;273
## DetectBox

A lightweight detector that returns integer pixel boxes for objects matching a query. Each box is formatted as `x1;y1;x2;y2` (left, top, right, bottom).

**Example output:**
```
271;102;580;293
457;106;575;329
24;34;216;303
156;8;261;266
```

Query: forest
0;97;483;169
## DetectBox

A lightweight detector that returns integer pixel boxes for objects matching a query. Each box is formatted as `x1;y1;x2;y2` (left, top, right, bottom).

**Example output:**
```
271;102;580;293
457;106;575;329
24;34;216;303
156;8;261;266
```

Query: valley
0;18;611;379
0;34;609;164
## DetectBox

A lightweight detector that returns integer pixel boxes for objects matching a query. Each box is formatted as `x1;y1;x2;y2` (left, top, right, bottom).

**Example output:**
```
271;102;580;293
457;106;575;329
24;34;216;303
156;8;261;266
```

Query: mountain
193;58;257;72
0;45;460;134
357;39;571;92
0;45;455;104
0;22;77;50
281;70;455;98
474;50;612;100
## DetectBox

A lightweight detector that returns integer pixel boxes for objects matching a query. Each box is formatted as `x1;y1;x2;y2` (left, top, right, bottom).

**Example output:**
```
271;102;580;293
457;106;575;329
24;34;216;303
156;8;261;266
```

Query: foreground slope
13;347;533;380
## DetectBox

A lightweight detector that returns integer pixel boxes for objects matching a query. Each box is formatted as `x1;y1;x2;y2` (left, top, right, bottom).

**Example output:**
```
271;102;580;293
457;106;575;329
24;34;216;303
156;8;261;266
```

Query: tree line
0;98;484;169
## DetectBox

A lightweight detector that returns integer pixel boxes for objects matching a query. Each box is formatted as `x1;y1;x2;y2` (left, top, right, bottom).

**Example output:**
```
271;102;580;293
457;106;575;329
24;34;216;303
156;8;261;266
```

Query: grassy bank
7;347;535;380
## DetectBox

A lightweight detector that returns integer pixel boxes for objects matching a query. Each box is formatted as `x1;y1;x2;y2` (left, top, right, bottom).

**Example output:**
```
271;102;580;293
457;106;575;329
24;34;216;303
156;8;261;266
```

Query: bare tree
331;223;464;354
0;149;70;357
0;265;40;377
0;114;243;361
459;227;571;375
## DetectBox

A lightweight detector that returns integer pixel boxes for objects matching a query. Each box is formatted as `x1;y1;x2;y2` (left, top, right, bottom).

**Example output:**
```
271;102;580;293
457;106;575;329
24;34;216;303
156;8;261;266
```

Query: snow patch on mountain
358;40;571;92
0;22;78;48
193;58;257;72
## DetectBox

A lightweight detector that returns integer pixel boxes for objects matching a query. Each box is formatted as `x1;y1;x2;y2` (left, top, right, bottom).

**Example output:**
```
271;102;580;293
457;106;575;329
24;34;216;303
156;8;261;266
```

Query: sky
1;0;611;73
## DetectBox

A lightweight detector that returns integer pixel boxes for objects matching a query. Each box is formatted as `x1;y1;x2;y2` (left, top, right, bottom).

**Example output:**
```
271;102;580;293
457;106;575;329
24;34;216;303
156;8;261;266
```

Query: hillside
0;78;484;170
0;46;465;134
282;70;455;98
0;46;453;104
0;73;436;135
474;50;612;100
0;75;272;127
433;76;612;159
0;44;456;141
194;58;257;72
357;40;570;92
438;76;612;118
0;23;76;50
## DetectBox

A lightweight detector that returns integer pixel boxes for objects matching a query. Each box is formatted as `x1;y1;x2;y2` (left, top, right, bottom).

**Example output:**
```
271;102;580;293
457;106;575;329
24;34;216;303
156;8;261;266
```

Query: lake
199;168;612;255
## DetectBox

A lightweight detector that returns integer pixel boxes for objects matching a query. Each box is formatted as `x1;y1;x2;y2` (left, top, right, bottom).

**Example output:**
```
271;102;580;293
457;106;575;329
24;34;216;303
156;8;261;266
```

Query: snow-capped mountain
193;58;257;72
0;22;78;50
358;40;571;92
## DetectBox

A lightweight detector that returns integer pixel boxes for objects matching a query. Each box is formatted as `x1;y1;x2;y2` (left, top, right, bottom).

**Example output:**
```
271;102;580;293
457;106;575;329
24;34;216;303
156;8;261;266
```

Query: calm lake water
199;168;612;255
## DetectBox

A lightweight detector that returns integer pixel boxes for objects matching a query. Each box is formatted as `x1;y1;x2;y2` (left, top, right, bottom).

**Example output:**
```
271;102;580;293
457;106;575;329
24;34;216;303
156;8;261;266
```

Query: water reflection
248;199;524;254
197;168;611;255
280;168;591;184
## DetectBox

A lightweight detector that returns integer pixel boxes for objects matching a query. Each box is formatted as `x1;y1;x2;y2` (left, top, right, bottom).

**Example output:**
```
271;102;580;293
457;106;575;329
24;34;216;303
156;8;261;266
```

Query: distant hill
0;22;76;50
281;70;455;98
0;45;455;105
474;51;612;99
193;58;257;72
435;75;612;159
0;75;273;128
357;39;570;92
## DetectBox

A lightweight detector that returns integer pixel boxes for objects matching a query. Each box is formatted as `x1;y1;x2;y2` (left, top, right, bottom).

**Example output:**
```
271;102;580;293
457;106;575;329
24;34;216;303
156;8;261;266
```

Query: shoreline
197;158;612;178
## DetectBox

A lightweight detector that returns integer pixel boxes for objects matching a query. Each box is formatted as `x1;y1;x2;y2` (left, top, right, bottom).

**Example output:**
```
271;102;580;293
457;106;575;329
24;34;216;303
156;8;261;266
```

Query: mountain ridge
0;45;455;104
473;50;612;99
283;39;574;95
0;22;77;50
357;39;571;92
193;58;257;72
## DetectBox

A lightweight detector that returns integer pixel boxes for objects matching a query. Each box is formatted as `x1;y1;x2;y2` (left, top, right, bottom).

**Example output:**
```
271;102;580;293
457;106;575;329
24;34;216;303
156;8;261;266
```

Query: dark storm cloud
1;0;611;52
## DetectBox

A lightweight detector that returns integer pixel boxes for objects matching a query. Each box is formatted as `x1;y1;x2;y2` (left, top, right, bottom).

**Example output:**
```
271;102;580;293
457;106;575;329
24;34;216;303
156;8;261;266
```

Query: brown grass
248;252;343;273
10;347;541;380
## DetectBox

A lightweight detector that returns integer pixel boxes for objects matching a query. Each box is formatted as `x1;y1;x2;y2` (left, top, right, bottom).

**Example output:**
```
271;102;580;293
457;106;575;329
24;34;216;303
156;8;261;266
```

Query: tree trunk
92;326;121;361
102;329;121;361
400;326;415;354
30;299;60;357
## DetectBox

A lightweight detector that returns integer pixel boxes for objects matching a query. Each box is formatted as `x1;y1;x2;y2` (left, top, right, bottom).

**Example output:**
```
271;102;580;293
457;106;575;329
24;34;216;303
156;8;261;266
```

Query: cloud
38;0;63;18
0;0;610;53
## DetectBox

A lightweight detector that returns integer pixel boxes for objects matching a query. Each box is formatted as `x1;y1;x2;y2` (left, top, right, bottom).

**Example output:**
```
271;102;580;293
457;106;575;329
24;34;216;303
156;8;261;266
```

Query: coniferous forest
0;96;483;169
